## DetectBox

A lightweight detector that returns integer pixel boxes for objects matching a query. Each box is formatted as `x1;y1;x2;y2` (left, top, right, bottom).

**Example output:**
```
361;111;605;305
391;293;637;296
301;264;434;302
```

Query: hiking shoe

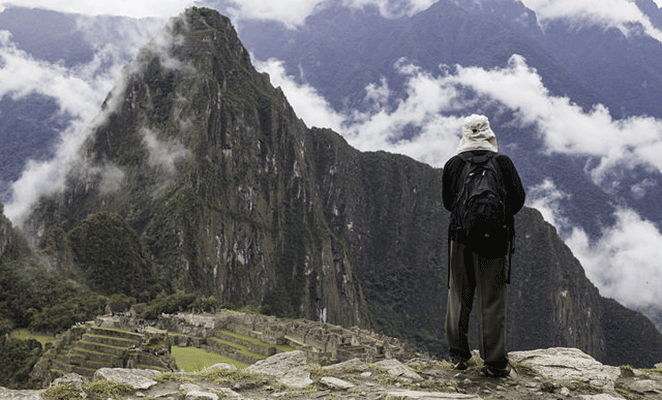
481;364;511;378
450;356;469;370
453;359;469;370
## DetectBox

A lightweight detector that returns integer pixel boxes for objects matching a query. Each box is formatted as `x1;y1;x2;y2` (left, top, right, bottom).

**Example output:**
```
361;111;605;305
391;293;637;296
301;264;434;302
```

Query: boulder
93;368;160;390
629;378;662;394
373;358;423;382
323;357;368;373
51;372;88;389
206;363;238;371
0;387;44;400
184;390;219;400
320;376;355;390
246;350;313;389
510;347;620;390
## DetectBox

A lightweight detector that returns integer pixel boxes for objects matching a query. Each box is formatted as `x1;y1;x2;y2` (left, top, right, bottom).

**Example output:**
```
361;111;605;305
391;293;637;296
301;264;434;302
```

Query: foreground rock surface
9;348;662;399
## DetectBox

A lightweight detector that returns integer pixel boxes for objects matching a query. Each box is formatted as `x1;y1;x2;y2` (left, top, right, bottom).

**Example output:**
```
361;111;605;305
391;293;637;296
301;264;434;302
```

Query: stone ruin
28;308;418;387
155;309;417;364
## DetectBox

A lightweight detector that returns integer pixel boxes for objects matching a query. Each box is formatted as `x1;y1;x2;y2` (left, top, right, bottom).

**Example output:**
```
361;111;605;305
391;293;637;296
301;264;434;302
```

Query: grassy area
10;328;56;345
171;346;250;372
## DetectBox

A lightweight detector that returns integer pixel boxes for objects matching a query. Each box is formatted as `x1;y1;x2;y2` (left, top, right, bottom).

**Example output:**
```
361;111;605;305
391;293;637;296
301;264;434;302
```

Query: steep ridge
18;7;662;368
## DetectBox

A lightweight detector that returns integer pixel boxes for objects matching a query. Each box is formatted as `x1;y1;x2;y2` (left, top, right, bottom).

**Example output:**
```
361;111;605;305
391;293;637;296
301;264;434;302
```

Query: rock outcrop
14;347;662;400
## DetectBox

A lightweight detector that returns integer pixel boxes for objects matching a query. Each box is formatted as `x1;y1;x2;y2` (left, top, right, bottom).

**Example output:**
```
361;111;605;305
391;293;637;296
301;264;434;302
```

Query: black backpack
453;152;509;257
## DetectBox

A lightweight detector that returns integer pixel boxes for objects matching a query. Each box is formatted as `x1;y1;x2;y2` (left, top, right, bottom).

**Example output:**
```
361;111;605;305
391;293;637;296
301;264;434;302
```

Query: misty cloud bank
0;12;164;223
216;0;438;28
0;28;123;223
520;0;662;43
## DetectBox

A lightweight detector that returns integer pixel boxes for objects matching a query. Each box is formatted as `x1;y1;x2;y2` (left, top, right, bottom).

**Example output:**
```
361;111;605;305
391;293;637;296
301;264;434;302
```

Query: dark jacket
442;150;526;245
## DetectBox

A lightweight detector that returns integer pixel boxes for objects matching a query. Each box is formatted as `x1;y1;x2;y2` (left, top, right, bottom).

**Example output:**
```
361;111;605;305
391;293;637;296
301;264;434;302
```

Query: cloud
141;127;190;176
453;56;662;308
97;163;127;195
0;31;113;119
567;209;662;307
527;180;662;309
255;58;346;131
4;0;662;311
0;30;122;223
520;0;662;43
448;55;662;183
341;0;438;18
257;56;463;166
215;0;438;27
214;0;327;28
526;179;571;229
5;120;97;224
0;15;167;224
4;0;195;18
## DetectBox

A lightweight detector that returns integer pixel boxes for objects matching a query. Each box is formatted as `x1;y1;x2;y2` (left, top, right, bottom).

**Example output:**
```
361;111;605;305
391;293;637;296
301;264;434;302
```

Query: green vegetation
42;380;134;400
614;382;637;400
67;212;156;300
81;380;134;400
10;328;56;345
0;254;106;334
571;379;604;395
142;291;217;320
156;367;268;388
0;337;43;389
171;346;249;371
42;384;82;400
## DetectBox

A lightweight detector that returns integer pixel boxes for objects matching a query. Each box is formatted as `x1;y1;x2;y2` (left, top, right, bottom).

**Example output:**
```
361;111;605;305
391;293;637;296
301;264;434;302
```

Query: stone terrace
31;322;173;384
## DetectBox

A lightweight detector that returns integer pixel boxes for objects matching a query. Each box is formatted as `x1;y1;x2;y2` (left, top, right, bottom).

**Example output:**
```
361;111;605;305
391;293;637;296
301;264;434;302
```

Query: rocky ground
2;347;661;400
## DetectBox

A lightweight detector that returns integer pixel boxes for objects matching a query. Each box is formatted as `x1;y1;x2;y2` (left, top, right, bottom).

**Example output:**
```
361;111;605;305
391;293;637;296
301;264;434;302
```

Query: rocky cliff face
19;8;662;367
0;202;29;264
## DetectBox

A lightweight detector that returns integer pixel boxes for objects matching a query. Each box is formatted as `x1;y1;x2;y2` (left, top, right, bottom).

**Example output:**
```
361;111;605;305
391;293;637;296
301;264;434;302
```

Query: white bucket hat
457;114;498;154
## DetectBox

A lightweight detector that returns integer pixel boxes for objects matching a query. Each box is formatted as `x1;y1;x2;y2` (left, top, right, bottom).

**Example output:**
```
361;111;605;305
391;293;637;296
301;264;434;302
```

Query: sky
2;0;662;312
4;0;662;21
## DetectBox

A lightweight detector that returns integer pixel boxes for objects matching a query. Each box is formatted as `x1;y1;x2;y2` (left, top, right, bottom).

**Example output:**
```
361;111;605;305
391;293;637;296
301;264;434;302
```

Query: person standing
442;114;525;377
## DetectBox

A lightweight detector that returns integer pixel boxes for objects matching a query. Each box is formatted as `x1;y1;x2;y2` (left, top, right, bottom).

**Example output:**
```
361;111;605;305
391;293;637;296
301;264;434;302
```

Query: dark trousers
445;240;509;368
